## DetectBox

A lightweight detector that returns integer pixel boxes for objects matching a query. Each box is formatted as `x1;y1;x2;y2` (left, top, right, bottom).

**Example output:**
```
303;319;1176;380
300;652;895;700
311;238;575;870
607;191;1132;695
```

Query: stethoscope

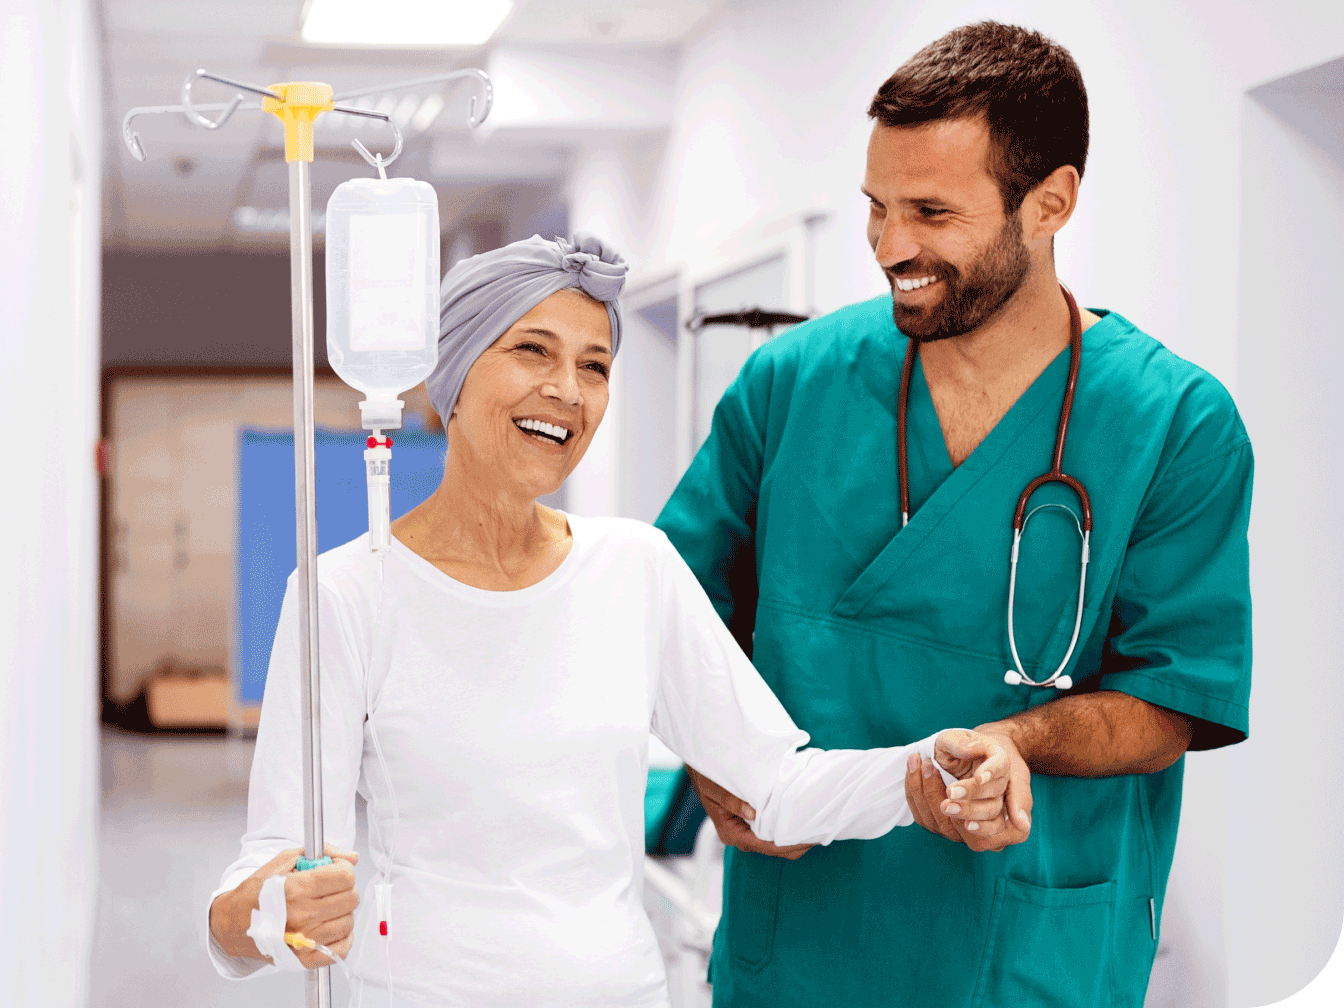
896;284;1092;690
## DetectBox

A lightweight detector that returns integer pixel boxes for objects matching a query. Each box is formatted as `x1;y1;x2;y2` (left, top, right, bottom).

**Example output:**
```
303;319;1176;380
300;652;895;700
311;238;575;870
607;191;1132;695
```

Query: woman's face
451;289;613;498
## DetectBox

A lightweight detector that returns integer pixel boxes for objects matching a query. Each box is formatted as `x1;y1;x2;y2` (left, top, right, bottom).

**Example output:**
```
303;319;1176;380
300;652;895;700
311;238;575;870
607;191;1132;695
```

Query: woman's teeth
514;418;572;444
895;275;938;292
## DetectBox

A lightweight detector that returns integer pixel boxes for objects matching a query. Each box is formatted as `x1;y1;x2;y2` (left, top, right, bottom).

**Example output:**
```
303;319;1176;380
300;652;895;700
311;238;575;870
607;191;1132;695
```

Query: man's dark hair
868;22;1088;214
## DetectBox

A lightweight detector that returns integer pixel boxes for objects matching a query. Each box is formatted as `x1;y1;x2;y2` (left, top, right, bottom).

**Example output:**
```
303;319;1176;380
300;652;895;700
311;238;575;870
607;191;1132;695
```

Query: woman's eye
516;342;546;354
584;362;609;378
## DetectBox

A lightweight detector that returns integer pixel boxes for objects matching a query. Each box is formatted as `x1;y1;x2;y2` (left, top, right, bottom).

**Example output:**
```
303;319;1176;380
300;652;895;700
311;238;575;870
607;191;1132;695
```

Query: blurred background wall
2;1;1341;1005
0;0;102;1005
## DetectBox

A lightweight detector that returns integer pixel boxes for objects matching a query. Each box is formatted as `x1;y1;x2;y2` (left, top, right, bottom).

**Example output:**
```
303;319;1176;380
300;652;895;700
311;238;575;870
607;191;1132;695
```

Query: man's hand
686;767;816;861
906;729;1033;853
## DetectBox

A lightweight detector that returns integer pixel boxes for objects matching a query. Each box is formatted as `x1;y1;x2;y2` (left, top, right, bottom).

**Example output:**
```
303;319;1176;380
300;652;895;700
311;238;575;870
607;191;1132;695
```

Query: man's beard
888;213;1031;343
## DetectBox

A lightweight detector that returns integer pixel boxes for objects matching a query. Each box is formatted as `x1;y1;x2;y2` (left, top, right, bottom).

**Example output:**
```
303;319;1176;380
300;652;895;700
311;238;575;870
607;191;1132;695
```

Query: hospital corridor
3;1;1343;1006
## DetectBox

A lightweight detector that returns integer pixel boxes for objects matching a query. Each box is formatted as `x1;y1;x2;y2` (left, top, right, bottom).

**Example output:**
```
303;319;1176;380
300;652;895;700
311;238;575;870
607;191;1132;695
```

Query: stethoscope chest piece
1004;669;1073;690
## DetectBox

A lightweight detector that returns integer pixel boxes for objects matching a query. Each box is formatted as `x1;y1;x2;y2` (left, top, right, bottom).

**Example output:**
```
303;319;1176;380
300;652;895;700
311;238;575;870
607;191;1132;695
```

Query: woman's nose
540;368;582;406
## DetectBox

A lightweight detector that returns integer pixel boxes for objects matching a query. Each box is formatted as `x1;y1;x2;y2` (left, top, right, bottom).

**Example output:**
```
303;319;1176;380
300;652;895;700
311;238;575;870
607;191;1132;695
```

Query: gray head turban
425;232;627;423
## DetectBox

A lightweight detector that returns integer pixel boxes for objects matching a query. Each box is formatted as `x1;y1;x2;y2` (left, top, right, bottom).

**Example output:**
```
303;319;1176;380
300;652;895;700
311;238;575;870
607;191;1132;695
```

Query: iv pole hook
331;105;405;175
181;69;282;131
331;67;494;128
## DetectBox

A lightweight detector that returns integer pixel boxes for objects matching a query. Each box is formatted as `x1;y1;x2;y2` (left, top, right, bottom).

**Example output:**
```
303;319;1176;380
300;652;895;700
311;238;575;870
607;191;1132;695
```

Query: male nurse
656;20;1252;1008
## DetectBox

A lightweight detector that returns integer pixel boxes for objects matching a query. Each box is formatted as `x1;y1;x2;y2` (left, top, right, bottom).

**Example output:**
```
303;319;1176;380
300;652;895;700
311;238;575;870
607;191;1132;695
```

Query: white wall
565;133;670;517
1232;91;1344;1007
627;0;1344;387
0;0;102;1004
564;1;1344;1005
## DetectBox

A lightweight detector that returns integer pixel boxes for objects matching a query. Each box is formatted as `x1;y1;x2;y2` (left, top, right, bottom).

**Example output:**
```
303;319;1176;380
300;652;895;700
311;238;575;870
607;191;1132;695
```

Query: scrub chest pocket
971;877;1117;1008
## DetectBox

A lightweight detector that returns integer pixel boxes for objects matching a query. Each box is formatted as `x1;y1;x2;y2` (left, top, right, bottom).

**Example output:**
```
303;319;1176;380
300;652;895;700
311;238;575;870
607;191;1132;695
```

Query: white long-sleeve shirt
208;515;952;1006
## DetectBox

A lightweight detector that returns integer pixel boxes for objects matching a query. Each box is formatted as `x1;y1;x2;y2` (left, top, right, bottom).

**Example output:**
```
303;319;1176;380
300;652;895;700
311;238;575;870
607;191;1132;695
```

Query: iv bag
326;177;440;428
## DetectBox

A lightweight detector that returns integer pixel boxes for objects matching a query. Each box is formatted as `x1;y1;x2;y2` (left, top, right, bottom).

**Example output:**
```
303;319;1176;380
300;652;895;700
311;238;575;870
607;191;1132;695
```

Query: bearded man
655;21;1253;1008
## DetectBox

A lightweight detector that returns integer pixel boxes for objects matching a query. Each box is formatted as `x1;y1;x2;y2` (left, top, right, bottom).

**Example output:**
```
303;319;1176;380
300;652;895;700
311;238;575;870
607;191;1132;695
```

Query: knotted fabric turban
425;232;627;423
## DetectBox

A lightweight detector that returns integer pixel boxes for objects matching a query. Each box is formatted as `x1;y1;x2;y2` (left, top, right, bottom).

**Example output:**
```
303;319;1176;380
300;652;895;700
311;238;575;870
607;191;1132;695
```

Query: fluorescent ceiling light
233;207;327;233
301;0;514;47
410;93;444;132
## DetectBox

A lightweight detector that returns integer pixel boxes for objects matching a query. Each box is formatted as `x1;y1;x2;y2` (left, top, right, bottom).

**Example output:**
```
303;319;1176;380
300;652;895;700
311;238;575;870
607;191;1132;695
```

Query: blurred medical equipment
644;817;723;1008
122;65;492;1008
684;307;809;336
896;284;1092;691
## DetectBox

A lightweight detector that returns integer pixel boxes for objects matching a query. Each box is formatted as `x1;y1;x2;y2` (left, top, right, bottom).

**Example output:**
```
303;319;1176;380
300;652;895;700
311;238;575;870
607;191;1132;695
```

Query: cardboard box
145;667;229;728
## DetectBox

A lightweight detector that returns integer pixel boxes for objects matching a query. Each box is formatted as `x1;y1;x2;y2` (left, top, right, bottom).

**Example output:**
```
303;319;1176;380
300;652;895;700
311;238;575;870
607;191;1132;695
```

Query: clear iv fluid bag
326;177;440;426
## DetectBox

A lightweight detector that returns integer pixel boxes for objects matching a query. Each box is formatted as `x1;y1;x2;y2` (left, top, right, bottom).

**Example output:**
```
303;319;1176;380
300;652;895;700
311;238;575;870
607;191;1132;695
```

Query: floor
93;728;309;1007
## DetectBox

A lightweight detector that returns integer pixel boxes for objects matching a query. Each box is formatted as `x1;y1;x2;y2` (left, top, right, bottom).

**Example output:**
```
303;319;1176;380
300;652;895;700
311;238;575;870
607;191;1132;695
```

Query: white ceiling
102;0;717;250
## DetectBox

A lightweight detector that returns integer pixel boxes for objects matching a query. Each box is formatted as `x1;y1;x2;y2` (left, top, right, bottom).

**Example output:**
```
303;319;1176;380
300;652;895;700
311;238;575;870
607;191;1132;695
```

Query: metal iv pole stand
121;67;494;1008
261;77;341;1008
289;145;327;1008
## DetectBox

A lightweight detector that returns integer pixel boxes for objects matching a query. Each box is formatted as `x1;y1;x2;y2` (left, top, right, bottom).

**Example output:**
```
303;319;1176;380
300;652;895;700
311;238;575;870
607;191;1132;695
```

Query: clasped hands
689;727;1033;860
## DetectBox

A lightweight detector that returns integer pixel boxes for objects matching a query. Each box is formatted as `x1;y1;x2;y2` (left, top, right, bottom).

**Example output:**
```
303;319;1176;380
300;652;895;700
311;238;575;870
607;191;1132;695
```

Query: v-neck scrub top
656;295;1253;1008
208;515;951;1007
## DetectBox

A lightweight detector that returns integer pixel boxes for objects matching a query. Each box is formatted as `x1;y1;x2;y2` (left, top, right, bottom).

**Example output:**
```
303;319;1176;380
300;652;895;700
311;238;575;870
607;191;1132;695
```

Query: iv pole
123;67;493;1008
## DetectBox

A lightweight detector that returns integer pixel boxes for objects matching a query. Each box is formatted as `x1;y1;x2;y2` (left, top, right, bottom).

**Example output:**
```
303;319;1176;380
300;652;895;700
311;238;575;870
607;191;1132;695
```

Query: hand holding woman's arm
686;767;816;860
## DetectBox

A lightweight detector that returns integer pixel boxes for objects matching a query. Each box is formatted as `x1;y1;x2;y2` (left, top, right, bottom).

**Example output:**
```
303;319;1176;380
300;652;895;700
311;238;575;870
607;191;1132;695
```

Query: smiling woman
204;232;1024;1008
398;285;615;589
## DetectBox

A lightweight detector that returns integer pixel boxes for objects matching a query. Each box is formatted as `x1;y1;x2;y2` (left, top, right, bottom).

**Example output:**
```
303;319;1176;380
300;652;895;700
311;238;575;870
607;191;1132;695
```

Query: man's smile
892;275;941;294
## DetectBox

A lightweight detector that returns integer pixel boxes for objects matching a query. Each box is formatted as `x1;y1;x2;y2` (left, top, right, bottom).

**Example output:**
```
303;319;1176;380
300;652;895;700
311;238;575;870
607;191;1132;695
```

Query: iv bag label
348;213;428;353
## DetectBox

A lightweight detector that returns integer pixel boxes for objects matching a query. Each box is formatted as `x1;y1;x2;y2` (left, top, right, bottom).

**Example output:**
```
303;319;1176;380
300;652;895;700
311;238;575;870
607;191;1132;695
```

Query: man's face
863;118;1031;342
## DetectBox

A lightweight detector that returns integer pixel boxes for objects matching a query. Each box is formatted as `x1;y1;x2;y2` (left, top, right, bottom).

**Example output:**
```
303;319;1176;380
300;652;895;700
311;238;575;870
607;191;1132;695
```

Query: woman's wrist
209;880;266;960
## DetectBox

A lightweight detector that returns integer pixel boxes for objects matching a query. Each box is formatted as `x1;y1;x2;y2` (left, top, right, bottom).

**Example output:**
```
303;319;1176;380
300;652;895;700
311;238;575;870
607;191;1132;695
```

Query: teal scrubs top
655;294;1253;1008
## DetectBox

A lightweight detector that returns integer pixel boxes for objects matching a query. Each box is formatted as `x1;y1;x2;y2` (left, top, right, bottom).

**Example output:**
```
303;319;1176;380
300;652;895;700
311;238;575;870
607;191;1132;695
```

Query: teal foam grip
295;855;333;871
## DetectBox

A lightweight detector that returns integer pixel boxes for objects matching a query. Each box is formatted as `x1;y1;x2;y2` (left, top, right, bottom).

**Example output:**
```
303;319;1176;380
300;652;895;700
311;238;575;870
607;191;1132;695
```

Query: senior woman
206;233;1029;1007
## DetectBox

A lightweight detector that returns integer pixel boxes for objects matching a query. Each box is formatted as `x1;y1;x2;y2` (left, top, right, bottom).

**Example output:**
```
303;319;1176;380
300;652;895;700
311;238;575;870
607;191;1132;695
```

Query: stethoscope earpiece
1004;670;1023;686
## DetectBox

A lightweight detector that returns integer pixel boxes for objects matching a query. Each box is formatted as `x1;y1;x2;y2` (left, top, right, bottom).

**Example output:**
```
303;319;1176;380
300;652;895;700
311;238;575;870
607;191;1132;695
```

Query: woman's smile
513;415;574;447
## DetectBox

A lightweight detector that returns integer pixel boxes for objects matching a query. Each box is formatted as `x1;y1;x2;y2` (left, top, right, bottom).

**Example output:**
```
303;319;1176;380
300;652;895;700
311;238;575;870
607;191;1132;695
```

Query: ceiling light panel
410;93;445;132
301;0;515;47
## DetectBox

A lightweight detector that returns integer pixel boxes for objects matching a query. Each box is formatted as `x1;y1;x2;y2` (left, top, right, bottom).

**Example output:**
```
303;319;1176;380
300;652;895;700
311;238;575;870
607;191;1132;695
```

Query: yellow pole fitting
262;82;334;163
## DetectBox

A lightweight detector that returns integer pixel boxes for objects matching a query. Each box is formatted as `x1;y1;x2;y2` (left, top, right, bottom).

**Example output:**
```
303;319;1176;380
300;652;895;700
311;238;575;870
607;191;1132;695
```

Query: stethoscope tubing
896;283;1093;689
1006;508;1090;688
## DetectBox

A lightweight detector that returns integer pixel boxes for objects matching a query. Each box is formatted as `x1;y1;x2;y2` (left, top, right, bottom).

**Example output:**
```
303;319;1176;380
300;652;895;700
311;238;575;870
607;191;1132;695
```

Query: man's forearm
977;690;1194;777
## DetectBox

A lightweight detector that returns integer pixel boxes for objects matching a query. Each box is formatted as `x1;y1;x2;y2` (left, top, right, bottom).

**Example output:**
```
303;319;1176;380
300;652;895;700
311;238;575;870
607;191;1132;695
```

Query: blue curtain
235;426;446;705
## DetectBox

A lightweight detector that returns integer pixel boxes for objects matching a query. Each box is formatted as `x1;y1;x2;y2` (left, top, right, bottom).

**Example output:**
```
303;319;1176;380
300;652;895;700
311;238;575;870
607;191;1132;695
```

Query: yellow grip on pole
262;82;334;163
